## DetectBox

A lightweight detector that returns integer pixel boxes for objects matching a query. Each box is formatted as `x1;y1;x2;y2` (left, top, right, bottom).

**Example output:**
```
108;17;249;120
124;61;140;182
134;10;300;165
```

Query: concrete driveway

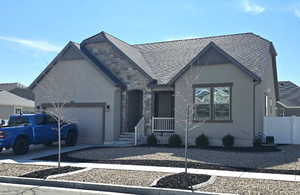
0;144;92;163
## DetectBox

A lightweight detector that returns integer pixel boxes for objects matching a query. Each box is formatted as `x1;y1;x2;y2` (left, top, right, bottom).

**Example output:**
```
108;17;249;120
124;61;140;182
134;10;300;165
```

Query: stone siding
85;41;152;133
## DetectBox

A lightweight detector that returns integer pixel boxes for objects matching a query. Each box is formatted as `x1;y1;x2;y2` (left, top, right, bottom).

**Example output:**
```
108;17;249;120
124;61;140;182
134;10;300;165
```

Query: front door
127;90;143;131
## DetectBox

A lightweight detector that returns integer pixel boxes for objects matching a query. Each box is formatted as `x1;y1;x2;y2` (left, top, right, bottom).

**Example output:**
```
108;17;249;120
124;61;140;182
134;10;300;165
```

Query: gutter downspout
253;80;260;144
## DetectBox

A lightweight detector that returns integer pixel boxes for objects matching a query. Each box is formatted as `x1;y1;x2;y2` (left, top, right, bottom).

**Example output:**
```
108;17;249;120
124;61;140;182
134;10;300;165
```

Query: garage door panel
46;106;104;145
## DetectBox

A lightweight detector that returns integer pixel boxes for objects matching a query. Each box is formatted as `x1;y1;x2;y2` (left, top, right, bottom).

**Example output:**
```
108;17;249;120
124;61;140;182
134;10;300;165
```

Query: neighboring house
277;81;300;116
30;31;278;146
0;82;26;91
9;87;35;101
0;90;35;119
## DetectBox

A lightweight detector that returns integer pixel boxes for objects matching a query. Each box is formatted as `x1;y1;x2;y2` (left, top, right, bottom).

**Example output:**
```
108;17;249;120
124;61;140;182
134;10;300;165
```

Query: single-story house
277;81;300;116
0;82;27;91
30;31;279;147
0;90;35;120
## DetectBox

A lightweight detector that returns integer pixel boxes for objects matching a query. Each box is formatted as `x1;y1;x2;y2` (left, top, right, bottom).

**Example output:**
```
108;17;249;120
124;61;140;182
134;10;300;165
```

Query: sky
0;0;299;86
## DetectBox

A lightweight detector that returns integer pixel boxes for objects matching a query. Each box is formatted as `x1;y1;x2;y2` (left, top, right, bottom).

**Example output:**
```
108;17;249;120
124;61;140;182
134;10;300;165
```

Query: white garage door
63;107;104;145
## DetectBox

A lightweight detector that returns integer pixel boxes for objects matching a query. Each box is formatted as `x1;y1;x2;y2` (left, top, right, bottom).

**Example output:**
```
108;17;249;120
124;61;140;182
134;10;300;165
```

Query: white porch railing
152;117;175;132
134;117;145;146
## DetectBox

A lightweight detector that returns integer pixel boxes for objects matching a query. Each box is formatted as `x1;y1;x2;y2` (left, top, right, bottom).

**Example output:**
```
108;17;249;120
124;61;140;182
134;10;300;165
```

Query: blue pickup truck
0;113;78;155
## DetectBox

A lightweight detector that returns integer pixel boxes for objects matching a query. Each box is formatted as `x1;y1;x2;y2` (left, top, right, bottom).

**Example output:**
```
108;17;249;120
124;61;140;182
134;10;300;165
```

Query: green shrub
195;134;209;147
147;134;157;146
168;134;182;147
253;136;262;147
222;134;234;148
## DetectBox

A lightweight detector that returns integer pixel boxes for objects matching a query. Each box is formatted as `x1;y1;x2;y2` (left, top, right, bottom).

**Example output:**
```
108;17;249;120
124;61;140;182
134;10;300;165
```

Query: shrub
195;134;209;148
147;134;157;146
222;134;234;148
168;134;182;147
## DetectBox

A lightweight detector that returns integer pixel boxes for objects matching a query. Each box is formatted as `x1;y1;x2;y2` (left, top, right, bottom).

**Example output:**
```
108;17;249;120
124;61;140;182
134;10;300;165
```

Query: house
0;82;26;91
30;31;278;147
0;90;35;120
277;81;300;116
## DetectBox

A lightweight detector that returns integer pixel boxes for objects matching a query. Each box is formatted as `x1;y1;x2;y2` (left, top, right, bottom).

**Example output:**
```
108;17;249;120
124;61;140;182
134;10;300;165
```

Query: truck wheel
65;131;77;146
13;137;29;155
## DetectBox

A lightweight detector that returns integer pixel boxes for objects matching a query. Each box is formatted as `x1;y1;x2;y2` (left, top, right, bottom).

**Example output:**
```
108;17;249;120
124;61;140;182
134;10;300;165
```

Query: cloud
242;0;265;15
294;8;300;18
0;36;61;52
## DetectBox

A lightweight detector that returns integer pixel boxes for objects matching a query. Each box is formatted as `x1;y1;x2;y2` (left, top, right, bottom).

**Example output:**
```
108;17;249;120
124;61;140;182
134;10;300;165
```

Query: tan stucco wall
32;58;120;142
175;64;254;147
0;105;14;119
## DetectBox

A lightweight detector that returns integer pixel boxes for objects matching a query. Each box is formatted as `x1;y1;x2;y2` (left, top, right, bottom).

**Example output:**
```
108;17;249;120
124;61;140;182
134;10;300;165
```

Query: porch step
118;132;135;144
104;141;134;146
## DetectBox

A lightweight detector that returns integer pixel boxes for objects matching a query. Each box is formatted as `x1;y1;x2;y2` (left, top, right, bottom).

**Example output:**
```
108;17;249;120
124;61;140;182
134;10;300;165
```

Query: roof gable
82;32;155;80
169;41;261;83
134;33;272;84
278;81;300;107
29;42;125;90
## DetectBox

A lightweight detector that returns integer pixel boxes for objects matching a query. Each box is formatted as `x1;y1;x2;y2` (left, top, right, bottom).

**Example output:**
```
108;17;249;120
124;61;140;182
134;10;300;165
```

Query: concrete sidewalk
2;159;300;182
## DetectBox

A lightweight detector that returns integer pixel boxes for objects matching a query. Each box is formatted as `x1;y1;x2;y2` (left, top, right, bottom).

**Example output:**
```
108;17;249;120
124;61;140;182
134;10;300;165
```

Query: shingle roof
0;90;34;107
278;81;300;107
133;33;272;84
0;83;26;91
9;88;35;101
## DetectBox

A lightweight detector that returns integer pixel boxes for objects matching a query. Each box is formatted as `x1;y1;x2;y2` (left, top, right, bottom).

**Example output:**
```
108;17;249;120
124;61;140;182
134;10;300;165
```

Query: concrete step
120;132;135;135
104;141;134;146
118;137;135;142
119;134;135;138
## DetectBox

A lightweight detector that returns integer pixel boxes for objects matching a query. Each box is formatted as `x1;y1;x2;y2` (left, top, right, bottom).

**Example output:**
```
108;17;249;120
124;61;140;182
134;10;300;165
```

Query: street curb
0;176;235;195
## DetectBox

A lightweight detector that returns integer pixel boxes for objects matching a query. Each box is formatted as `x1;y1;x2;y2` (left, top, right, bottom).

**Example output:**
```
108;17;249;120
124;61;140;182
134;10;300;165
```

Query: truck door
34;115;52;144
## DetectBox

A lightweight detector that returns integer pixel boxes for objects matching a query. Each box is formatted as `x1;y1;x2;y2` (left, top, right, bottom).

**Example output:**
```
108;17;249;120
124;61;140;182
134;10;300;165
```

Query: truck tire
13;137;29;155
65;131;77;146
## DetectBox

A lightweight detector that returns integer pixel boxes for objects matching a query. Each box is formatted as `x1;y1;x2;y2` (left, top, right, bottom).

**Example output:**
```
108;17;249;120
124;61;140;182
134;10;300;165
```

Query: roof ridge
133;32;257;46
102;31;135;48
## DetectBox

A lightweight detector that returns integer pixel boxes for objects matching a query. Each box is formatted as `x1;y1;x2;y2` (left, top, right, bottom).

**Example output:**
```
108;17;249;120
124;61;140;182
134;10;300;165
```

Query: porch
152;91;175;133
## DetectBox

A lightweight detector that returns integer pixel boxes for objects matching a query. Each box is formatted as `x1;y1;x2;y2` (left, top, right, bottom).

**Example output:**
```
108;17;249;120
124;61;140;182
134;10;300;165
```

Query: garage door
63;107;104;145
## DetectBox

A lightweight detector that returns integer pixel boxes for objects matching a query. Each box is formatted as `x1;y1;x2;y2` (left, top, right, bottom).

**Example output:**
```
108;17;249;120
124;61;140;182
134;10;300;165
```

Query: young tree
34;68;81;168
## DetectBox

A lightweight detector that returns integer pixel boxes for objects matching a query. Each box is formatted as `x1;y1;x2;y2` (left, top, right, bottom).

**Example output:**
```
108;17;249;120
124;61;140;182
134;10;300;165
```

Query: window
8;116;30;127
193;84;232;121
15;107;22;114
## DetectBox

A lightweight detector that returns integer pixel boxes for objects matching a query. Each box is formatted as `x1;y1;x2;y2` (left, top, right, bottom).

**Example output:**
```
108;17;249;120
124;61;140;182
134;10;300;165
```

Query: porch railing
152;117;175;132
134;116;145;146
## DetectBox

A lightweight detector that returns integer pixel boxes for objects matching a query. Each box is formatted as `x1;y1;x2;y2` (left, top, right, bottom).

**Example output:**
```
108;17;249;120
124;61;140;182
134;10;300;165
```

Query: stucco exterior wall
0;105;14;119
175;63;254;147
32;58;120;142
85;41;152;133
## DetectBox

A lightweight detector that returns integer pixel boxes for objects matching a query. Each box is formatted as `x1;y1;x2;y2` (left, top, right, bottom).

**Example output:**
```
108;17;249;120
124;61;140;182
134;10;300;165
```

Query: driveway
0;144;92;163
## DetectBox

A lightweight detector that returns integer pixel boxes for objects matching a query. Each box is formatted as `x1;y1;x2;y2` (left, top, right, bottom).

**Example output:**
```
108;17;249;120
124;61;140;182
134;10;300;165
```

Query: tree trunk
58;120;61;168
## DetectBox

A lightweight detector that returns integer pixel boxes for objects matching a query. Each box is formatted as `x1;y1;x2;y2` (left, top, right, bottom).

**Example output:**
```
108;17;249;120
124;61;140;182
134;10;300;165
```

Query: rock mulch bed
0;163;53;177
20;166;83;179
54;168;172;187
38;146;300;175
201;176;300;195
154;172;211;190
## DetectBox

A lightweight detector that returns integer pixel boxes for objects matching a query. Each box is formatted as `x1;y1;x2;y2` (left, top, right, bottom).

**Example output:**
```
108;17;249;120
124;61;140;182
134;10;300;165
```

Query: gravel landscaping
201;176;300;195
38;145;300;174
54;168;172;187
154;172;211;190
0;163;53;177
20;166;83;179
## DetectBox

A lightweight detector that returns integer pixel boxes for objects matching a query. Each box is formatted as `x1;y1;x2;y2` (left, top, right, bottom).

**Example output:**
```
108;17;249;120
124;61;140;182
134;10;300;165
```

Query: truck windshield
8;117;30;127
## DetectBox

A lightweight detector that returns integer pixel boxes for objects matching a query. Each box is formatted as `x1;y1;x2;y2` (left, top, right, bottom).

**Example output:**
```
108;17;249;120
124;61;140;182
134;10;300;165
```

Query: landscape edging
0;176;235;195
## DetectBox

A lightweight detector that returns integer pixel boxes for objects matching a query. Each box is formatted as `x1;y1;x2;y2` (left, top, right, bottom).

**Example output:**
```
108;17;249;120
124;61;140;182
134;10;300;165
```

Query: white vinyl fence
264;116;300;144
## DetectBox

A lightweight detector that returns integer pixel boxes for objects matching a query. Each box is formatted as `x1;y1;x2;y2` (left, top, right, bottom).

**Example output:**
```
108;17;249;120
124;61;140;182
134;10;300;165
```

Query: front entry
127;90;143;131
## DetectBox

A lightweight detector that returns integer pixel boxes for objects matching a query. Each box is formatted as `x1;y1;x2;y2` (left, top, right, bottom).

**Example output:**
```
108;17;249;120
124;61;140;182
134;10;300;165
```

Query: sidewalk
2;159;300;182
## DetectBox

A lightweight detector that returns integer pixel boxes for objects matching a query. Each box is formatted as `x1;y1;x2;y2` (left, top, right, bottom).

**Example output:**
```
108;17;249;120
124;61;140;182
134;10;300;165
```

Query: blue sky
0;0;300;86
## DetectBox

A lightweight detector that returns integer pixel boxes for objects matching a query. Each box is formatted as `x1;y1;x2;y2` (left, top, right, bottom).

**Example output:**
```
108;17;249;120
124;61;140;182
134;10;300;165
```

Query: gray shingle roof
9;88;35;101
133;33;272;84
0;90;34;107
102;32;155;79
0;83;26;91
278;81;300;107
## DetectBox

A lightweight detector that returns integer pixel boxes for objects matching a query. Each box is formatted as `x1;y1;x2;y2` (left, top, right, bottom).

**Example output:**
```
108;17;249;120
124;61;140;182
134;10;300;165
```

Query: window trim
193;83;233;122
